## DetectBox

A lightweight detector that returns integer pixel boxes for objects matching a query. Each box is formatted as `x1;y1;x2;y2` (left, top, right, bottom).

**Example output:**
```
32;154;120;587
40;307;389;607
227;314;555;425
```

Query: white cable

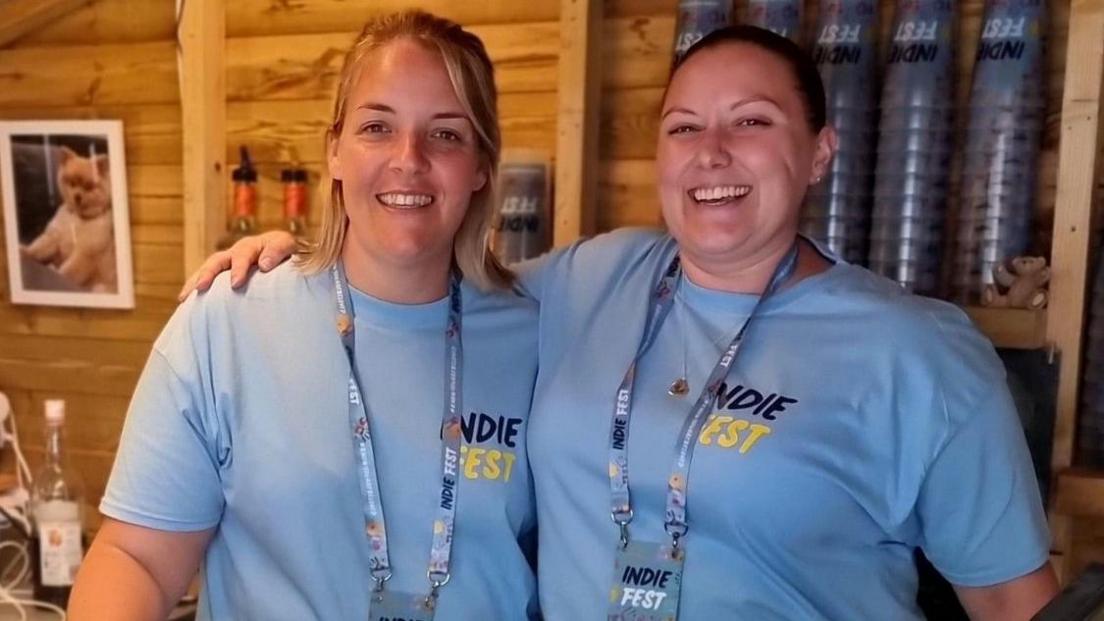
0;541;67;620
1;541;28;588
0;393;34;535
0;541;29;621
0;392;34;490
0;588;27;621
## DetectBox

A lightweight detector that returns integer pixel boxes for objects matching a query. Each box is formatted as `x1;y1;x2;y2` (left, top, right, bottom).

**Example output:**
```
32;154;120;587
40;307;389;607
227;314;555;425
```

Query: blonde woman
70;12;538;621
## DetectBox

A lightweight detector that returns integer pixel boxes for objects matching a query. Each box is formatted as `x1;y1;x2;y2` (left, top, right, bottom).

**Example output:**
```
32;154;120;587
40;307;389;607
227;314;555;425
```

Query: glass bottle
30;399;85;607
217;146;259;250
282;167;309;238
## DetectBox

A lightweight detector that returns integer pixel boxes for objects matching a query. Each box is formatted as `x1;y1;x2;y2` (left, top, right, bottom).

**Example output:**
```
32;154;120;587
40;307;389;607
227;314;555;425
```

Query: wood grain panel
0;41;177;107
598;158;662;231
0;302;173;342
0;350;144;398
226;0;560;37
0;104;182;165
0;0;93;49
15;0;175;47
225;21;559;101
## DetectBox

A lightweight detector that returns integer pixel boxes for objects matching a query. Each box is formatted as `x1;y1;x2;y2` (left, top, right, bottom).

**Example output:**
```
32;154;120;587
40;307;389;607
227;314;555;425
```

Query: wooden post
180;0;226;278
1047;0;1104;581
554;0;602;246
0;0;91;49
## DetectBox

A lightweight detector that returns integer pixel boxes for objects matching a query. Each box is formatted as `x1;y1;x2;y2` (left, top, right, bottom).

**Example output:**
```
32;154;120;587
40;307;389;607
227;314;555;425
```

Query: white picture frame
0;120;134;309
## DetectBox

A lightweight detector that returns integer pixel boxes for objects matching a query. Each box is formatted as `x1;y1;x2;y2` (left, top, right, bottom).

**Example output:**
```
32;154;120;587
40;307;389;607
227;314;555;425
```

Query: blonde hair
298;10;513;290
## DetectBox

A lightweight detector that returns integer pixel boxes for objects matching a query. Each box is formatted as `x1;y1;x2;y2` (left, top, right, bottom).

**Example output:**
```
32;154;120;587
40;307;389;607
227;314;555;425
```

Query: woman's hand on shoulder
177;231;298;301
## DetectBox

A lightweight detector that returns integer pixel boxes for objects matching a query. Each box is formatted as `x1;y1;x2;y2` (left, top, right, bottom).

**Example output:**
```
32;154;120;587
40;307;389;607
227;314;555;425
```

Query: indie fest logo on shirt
448;411;523;483
697;382;799;454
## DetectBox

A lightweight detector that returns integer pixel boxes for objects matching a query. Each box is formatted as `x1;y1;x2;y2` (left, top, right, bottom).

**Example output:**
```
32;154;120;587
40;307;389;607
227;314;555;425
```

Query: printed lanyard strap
333;262;463;607
607;244;799;548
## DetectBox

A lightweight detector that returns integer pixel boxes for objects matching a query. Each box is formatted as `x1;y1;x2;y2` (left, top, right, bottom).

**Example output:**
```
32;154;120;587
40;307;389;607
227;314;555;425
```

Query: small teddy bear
982;256;1050;309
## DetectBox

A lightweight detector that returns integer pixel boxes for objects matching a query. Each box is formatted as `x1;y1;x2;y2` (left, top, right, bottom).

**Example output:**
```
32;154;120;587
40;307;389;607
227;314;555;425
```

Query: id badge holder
607;540;684;621
370;590;436;621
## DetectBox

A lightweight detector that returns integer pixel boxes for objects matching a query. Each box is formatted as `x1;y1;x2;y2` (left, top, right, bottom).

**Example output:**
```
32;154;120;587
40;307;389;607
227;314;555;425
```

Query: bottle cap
281;168;308;183
44;399;66;424
232;146;258;183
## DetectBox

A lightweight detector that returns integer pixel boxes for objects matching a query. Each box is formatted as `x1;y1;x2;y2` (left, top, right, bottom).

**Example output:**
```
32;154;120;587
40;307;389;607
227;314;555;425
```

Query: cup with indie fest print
801;0;880;264
672;0;733;63
743;0;803;43
868;0;957;296
949;0;1047;304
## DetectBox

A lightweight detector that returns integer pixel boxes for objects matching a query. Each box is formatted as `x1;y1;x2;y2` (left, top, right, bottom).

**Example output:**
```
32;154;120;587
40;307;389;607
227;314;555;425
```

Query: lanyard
332;262;462;609
608;244;799;550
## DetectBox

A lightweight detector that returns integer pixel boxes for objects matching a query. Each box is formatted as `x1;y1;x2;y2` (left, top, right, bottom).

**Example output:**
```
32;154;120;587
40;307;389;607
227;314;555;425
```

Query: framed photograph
0;120;134;309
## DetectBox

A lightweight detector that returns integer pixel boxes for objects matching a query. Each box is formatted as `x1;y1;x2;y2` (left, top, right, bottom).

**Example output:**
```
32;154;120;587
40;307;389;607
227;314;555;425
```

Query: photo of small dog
2;122;133;309
15;140;117;293
21;146;117;292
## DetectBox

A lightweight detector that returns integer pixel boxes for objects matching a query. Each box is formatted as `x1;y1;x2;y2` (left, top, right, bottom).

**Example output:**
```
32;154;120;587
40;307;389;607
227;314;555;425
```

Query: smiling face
657;41;835;275
327;37;488;272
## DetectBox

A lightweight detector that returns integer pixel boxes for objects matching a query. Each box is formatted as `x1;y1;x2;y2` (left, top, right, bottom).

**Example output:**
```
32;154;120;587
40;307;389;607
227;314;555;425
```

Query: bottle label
38;519;82;586
284;183;308;219
234;184;257;218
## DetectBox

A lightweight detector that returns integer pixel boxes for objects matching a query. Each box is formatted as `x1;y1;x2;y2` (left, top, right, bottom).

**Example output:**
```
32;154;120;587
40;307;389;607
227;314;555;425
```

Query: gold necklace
667;293;689;396
667;296;747;398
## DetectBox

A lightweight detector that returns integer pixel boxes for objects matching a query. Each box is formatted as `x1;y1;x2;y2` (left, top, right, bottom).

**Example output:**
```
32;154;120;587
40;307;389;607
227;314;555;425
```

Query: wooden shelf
1055;469;1104;518
964;306;1048;350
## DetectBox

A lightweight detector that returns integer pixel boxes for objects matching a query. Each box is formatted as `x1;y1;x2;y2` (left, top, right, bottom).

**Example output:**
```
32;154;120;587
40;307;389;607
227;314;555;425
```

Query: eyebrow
660;106;695;120
356;103;470;121
660;96;785;120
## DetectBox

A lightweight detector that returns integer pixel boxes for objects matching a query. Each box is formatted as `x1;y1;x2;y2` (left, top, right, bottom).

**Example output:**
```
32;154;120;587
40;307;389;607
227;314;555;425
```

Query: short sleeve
99;347;225;531
512;248;567;303
917;382;1050;587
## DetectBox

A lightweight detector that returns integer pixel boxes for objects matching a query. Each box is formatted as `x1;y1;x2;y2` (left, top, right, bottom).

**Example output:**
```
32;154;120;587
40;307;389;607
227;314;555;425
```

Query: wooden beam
1046;0;1104;583
554;0;602;246
1048;0;1104;481
1055;469;1104;518
180;0;226;278
0;0;90;49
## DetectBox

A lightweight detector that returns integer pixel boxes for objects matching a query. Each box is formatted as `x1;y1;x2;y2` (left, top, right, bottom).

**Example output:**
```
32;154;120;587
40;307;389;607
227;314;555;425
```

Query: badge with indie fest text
370;590;434;621
608;540;684;620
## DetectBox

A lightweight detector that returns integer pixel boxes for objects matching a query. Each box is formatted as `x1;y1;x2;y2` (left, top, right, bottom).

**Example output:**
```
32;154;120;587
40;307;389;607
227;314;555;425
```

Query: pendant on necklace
668;377;690;397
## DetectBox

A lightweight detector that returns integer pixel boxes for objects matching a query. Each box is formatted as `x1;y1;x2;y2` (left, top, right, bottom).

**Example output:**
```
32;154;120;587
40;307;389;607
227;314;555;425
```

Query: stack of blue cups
745;0;803;43
949;0;1047;304
1080;245;1104;466
869;0;957;296
801;0;879;264
672;0;733;63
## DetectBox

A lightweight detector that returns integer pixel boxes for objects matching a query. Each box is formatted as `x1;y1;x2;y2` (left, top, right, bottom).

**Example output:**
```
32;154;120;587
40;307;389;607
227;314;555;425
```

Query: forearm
956;563;1059;621
68;537;176;621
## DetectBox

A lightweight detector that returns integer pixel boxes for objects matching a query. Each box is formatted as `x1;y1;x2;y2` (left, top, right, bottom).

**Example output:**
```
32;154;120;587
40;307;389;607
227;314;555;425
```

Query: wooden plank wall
0;1;179;526
0;0;560;526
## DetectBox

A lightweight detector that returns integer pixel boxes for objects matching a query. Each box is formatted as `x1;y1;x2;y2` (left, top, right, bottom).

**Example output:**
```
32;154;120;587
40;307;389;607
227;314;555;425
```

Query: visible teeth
691;185;751;202
378;193;433;207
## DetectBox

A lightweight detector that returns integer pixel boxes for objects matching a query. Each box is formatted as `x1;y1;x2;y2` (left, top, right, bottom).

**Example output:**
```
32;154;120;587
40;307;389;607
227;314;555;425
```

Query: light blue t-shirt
101;263;539;620
519;229;1049;620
